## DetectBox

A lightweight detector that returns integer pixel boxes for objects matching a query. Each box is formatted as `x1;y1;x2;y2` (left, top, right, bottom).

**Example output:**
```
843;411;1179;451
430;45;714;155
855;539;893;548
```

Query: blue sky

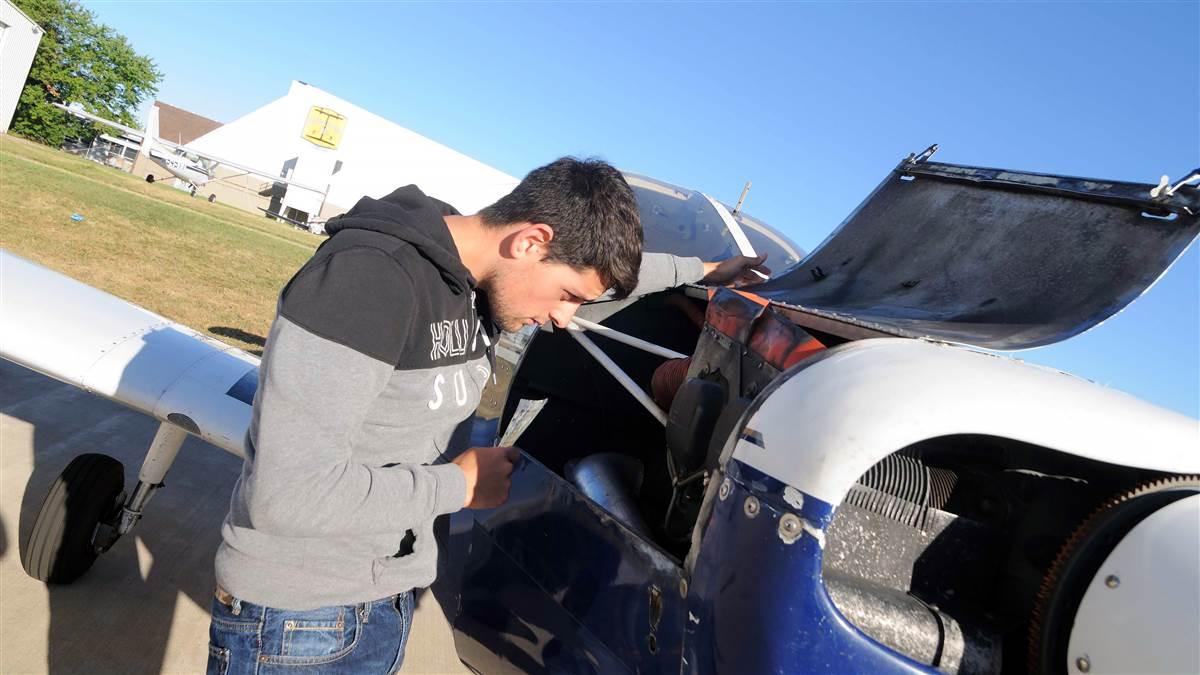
84;1;1198;416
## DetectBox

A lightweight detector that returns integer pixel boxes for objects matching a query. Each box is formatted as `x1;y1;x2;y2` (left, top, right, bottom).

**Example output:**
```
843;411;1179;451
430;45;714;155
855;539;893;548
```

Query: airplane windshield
729;210;805;268
626;173;743;261
624;172;803;266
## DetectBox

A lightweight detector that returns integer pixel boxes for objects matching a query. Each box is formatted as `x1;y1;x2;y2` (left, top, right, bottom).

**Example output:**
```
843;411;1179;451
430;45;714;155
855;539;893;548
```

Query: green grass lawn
0;134;320;353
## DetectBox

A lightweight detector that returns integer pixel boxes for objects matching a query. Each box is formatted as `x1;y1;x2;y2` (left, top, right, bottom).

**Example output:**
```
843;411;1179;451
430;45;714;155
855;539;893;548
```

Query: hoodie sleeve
244;248;466;538
624;252;706;297
572;252;705;325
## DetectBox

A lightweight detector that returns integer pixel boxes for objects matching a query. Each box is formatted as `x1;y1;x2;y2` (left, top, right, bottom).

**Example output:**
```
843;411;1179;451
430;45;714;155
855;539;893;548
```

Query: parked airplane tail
145;103;160;149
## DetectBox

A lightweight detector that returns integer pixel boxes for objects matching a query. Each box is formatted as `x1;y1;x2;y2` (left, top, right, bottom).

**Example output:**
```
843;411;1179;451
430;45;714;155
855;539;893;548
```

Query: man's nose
549;303;580;329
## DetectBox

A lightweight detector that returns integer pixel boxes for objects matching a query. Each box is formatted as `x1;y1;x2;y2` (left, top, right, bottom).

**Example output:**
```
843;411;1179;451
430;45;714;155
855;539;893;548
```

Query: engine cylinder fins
1027;474;1200;674
845;451;959;530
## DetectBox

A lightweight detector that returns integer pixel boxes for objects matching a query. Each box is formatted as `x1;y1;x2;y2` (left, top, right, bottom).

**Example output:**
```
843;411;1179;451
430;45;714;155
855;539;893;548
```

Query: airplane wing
0;249;257;456
53;103;146;141
161;142;327;194
53;103;327;194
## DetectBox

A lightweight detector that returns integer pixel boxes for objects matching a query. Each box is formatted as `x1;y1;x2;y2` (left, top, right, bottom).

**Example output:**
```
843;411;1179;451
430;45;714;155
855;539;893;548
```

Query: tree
10;0;161;146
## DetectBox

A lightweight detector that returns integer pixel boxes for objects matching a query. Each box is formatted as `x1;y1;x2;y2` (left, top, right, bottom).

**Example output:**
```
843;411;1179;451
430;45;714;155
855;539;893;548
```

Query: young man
206;157;765;674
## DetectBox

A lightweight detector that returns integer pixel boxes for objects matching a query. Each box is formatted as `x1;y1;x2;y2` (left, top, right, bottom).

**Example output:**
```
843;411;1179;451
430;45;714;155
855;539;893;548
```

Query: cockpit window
624;172;805;267
625;173;742;261
729;210;805;269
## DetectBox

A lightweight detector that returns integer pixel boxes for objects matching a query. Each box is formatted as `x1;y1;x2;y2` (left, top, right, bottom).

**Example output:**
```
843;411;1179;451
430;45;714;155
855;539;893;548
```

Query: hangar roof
154;102;222;146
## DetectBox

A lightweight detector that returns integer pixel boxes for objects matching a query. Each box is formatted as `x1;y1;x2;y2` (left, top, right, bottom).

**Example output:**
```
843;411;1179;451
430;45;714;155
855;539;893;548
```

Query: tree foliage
10;0;162;146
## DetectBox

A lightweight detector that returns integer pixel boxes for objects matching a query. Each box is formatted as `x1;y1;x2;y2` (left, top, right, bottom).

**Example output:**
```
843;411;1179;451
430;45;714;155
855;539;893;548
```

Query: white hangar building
0;0;44;133
187;80;519;225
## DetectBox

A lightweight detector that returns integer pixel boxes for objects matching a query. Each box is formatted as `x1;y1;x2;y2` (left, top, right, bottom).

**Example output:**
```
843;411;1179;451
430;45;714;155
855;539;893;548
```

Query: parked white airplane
53;102;325;203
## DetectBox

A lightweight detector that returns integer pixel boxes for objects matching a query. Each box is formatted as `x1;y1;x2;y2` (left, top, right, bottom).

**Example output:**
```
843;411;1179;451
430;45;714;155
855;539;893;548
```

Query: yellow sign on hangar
302;106;347;149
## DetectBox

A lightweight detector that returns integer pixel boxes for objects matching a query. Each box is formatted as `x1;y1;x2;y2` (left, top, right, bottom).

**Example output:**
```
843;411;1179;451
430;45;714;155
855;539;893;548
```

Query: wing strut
93;421;189;552
565;320;687;426
570;317;688;360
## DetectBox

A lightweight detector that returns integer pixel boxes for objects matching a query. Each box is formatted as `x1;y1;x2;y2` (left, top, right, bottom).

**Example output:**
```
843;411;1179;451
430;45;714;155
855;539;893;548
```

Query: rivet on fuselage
719;478;731;501
778;513;803;544
743;496;760;518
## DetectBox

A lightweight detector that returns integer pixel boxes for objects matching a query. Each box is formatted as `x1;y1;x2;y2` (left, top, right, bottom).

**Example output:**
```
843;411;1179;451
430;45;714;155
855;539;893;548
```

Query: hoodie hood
325;185;473;294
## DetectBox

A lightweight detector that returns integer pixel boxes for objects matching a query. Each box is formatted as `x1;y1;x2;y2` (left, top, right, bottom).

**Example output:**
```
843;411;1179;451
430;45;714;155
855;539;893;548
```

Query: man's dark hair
480;157;643;299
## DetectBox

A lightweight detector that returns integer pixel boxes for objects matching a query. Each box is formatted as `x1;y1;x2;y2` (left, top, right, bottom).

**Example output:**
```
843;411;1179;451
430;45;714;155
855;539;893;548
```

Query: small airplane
3;149;1198;674
53;102;325;203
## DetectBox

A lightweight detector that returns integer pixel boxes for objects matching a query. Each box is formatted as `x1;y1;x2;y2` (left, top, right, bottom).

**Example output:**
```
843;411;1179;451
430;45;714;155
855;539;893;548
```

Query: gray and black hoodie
214;185;706;610
215;186;491;610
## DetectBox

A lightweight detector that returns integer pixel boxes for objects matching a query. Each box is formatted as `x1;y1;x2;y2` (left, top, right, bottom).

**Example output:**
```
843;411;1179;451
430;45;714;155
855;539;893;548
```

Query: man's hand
452;446;519;509
701;254;770;287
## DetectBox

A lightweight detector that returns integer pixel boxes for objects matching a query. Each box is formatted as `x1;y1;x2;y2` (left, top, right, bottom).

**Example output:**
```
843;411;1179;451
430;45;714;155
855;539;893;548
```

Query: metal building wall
0;0;44;132
186;81;519;220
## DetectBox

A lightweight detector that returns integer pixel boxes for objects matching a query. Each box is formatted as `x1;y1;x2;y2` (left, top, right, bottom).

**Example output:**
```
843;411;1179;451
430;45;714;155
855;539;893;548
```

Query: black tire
21;453;125;584
145;174;155;183
189;186;197;197
208;193;216;203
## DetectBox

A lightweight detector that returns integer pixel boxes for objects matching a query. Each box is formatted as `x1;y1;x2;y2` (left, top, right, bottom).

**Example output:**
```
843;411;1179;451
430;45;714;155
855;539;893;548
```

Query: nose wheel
21;453;125;584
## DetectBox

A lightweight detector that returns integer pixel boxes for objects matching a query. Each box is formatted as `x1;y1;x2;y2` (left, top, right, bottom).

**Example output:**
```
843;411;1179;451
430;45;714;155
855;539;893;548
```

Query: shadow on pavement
4;359;241;674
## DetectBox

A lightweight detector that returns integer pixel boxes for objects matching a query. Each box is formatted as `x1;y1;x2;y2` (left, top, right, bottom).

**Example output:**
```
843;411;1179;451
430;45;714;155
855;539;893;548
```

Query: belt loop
215;587;243;616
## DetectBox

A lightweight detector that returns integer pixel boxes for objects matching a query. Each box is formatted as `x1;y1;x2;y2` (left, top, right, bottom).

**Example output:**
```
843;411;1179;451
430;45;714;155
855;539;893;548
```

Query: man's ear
504;222;555;261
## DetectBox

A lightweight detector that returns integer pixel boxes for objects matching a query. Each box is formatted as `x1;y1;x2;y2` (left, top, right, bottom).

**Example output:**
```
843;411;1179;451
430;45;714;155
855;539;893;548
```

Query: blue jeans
206;589;415;674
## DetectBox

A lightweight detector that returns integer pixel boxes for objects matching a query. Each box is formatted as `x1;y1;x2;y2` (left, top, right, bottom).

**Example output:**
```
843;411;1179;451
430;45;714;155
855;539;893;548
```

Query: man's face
484;259;608;333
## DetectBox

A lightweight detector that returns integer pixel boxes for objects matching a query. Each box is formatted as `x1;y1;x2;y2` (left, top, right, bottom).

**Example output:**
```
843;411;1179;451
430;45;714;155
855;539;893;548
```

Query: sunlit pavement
0;359;470;674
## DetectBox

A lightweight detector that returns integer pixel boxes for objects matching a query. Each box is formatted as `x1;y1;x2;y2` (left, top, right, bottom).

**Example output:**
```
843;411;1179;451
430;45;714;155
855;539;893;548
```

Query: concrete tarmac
0;359;471;674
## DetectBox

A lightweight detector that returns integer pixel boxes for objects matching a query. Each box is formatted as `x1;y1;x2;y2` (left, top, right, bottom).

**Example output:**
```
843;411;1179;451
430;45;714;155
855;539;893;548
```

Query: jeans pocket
206;644;229;675
260;605;361;666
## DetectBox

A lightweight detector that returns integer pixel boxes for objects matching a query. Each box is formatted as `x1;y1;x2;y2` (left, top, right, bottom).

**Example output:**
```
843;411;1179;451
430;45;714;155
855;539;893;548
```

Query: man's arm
574;252;769;324
604;252;770;300
621;252;707;298
245;249;467;537
699;253;770;287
